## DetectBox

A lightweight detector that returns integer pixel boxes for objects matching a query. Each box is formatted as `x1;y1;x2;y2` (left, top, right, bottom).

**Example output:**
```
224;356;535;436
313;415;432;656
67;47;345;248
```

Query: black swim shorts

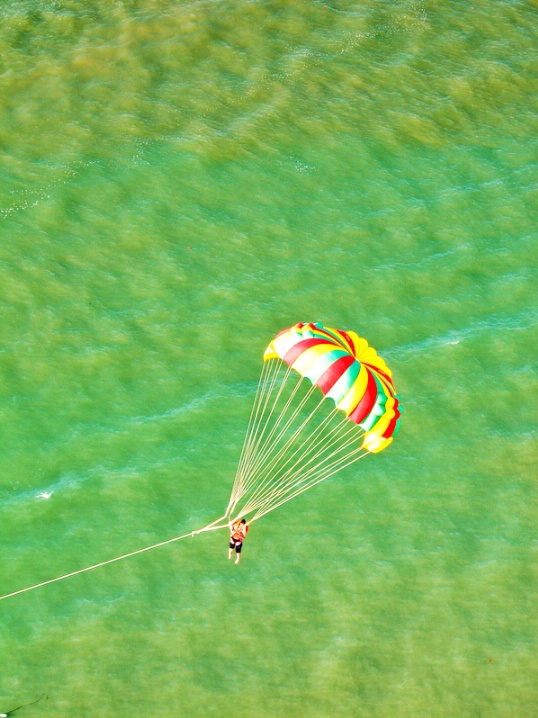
229;538;243;553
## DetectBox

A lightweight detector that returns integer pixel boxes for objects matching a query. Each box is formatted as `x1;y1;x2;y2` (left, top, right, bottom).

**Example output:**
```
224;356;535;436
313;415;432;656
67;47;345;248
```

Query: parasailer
228;518;249;564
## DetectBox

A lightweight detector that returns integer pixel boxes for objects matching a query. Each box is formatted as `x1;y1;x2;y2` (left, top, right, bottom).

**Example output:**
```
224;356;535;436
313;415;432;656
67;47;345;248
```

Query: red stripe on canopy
316;354;356;394
338;330;356;356
364;363;394;389
383;416;397;438
311;326;346;347
348;371;378;425
282;338;335;366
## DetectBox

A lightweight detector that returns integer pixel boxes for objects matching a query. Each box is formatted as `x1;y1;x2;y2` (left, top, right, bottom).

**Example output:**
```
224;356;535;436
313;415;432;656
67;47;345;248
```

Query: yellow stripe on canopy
336;363;369;415
291;342;339;374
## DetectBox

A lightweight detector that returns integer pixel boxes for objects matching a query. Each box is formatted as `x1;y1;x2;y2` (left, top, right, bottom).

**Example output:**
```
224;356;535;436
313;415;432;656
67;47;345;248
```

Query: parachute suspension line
240;408;366;519
235;363;299;495
251;448;369;522
232;358;280;490
246;422;366;517
226;360;272;516
273;405;358;482
252;420;368;517
231;358;272;482
249;413;362;512
225;362;286;517
226;359;288;516
237;385;329;510
229;365;319;518
238;361;293;483
238;393;330;514
237;379;318;499
242;370;309;484
227;339;390;523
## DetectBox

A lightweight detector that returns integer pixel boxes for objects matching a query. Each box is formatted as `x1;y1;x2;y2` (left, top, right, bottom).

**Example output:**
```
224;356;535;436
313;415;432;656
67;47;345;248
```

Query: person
228;518;249;564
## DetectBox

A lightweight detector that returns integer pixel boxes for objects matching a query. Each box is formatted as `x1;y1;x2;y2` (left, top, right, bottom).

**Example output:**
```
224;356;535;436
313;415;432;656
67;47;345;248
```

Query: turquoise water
1;1;537;715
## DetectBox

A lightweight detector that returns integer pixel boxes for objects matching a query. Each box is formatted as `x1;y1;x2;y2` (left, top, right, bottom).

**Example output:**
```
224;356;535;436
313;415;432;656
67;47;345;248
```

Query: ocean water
1;0;536;715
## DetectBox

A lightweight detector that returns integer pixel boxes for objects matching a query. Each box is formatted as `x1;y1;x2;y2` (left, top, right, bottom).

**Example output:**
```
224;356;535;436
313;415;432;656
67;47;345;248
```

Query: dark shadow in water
0;696;47;717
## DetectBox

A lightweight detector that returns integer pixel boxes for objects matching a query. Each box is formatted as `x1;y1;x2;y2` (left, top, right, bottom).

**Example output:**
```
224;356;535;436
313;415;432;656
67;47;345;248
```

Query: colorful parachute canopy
226;322;401;524
263;322;400;453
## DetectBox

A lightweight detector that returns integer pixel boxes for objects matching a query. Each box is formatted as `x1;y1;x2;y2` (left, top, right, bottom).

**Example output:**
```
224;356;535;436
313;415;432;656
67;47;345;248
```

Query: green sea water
1;0;537;715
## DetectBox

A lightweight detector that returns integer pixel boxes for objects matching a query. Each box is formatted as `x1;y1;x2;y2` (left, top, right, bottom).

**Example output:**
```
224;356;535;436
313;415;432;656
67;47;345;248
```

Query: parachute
0;322;401;601
225;322;401;523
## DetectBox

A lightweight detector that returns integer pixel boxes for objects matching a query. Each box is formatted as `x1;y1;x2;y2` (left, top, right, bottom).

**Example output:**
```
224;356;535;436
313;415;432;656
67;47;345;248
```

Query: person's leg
235;543;242;564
